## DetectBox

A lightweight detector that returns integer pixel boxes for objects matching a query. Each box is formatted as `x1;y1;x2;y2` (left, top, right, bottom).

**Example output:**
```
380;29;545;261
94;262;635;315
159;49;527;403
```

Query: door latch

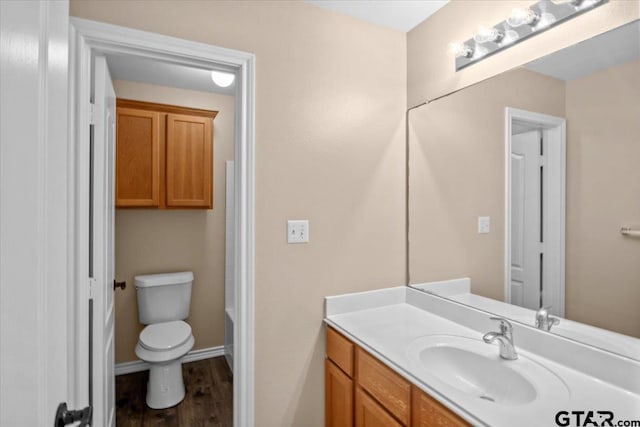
54;402;92;427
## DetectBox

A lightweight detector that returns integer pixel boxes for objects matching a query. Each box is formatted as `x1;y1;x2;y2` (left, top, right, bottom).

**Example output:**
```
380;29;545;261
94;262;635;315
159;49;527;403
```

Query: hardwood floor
116;357;233;427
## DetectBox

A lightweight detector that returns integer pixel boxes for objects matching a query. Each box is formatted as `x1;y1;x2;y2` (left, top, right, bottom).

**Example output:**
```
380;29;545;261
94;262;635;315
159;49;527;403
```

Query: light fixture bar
454;0;607;71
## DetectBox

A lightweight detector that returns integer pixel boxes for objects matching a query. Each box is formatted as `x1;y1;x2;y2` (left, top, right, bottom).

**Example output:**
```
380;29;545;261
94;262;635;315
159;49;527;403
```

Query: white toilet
134;271;195;409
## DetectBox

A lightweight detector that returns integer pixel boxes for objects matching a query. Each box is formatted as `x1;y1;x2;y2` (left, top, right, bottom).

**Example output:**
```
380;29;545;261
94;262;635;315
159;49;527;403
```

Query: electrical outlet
287;220;309;243
478;216;490;234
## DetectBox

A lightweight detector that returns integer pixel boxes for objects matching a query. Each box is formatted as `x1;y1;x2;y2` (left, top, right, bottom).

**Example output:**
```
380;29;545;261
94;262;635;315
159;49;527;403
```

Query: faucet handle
489;316;513;334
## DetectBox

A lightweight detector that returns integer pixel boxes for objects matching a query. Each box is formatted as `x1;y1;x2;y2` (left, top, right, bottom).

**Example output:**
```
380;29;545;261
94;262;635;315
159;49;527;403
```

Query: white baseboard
115;345;225;376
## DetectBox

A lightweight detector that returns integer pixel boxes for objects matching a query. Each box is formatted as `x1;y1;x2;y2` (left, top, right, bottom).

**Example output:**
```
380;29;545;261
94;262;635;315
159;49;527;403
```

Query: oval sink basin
407;335;569;407
418;345;536;405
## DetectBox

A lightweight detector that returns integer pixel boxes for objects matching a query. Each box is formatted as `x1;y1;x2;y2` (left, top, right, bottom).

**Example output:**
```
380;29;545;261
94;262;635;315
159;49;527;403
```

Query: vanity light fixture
452;0;607;71
210;70;235;88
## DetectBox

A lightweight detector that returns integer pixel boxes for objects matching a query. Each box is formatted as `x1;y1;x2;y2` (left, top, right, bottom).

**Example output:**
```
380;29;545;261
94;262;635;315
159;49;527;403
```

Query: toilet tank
135;271;193;325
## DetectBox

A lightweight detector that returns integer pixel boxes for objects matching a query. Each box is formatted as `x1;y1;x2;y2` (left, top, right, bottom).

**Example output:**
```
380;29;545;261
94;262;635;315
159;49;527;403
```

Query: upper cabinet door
165;114;213;208
115;108;160;207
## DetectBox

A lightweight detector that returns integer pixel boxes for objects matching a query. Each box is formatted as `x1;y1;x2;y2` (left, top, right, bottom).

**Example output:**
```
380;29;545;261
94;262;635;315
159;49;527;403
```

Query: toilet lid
139;321;192;351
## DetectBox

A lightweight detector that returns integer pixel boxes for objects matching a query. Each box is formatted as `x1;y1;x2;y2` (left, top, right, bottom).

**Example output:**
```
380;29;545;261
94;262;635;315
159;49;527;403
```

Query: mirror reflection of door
510;129;542;310
506;110;565;317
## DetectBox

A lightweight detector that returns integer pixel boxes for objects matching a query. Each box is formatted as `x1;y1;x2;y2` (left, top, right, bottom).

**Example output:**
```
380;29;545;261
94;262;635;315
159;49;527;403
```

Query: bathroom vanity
326;326;468;426
324;286;640;427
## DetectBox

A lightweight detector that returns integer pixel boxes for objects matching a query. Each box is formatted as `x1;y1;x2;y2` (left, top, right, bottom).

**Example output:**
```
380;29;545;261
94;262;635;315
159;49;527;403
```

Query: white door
0;1;76;426
92;55;117;427
510;130;542;310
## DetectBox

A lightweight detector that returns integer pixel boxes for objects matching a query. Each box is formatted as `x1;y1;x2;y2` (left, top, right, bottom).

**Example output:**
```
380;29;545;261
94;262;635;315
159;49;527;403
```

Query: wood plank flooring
116;357;233;427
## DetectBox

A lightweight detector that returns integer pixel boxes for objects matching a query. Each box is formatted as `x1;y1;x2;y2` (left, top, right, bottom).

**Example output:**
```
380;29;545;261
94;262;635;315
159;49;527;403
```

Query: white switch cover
287;220;309;243
478;216;490;234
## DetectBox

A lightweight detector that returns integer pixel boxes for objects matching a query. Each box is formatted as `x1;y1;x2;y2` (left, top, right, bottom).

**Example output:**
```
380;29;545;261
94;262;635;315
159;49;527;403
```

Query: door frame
504;107;566;317
69;18;256;427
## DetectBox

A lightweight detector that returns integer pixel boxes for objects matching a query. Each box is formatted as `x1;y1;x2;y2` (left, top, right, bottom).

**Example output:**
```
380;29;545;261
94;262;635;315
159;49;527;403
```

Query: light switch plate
478;216;490;234
287;220;309;243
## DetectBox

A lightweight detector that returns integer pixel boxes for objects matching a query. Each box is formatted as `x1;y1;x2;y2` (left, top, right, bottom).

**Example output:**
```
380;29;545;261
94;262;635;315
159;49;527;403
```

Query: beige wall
408;0;639;107
112;80;234;363
71;1;407;425
565;60;640;337
408;68;566;300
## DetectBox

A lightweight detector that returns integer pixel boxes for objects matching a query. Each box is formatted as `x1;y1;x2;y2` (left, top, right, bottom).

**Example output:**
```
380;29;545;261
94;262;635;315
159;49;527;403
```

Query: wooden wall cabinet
116;99;217;209
325;326;470;427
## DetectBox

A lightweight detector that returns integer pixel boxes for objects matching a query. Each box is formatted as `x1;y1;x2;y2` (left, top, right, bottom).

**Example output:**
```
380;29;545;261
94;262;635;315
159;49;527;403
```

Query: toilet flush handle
113;280;126;291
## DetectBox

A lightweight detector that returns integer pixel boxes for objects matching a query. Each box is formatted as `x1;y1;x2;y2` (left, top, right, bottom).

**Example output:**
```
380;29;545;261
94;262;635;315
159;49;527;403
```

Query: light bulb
501;30;520;46
472;45;489;60
449;42;474;59
535;12;557;30
210;70;235;88
507;7;539;28
473;26;504;44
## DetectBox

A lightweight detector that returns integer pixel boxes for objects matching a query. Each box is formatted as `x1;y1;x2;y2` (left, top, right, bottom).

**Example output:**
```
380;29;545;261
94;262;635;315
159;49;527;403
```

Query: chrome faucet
483;317;518;360
535;306;560;331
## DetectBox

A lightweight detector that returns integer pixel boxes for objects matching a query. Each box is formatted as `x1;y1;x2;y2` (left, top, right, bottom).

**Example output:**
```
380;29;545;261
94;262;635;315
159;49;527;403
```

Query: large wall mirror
408;20;639;360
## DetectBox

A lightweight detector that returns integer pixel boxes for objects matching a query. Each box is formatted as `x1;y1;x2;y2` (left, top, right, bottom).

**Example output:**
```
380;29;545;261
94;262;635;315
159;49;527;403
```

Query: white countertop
325;286;640;427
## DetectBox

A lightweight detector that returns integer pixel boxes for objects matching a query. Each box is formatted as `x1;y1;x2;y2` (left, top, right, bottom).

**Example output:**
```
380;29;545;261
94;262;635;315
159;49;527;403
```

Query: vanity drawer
412;387;470;427
356;348;411;426
327;327;355;377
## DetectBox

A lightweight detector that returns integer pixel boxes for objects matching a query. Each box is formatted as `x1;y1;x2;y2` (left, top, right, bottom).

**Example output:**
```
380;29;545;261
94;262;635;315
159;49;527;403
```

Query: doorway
505;108;566;316
70;18;255;427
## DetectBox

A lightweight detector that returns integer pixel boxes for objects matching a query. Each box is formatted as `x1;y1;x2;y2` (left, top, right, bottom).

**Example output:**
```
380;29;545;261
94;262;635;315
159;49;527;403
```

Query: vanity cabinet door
115;108;160;207
412;387;470;427
355;387;402;427
325;359;353;427
166;113;213;208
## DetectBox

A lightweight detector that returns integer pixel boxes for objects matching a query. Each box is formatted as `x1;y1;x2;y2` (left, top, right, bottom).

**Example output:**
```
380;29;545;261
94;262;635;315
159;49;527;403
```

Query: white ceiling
105;54;236;96
525;20;640;81
304;0;448;32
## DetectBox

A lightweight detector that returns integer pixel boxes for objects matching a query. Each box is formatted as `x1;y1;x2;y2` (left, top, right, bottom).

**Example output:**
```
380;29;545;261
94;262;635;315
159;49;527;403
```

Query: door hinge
89;103;102;126
88;278;96;299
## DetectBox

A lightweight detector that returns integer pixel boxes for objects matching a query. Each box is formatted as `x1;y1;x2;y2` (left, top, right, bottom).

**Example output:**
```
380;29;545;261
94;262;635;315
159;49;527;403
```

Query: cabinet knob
113;280;126;291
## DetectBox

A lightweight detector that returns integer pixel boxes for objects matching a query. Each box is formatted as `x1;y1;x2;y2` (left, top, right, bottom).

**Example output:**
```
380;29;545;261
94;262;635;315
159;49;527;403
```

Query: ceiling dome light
210;70;235;88
507;7;540;28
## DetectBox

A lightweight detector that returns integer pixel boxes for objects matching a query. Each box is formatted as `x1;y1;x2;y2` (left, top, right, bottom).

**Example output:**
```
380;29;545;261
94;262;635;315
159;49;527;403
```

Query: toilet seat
135;321;194;364
139;320;192;351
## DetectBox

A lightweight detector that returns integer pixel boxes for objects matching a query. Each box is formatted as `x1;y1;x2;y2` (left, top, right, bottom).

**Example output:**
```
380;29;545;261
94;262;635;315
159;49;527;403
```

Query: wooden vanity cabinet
116;99;217;209
325;326;470;427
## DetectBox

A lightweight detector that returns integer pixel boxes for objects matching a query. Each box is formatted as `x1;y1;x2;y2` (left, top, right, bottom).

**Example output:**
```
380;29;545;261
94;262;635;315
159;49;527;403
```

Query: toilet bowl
134;271;195;409
135;320;195;409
